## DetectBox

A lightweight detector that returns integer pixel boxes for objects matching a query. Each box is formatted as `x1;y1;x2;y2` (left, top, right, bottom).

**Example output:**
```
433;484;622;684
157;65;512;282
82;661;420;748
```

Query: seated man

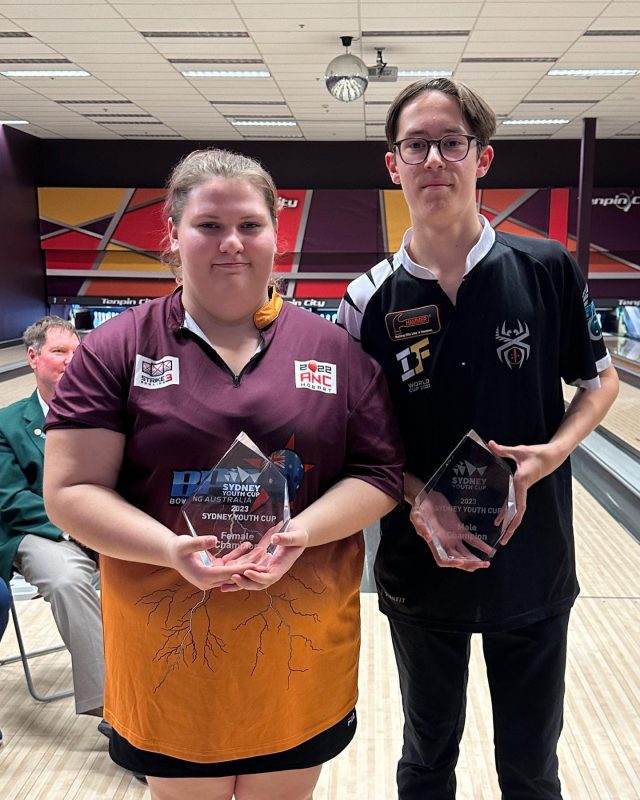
0;316;104;719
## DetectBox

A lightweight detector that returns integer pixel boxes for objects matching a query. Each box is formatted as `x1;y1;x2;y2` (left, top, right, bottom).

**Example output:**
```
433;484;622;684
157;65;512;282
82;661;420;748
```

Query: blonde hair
162;148;279;279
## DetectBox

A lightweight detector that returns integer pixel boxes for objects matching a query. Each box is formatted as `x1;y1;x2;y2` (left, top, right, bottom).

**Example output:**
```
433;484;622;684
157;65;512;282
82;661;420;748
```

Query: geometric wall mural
39;186;640;306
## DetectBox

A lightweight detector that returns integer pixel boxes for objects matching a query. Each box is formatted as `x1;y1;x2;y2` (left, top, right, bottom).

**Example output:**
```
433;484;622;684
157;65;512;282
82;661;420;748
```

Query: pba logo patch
134;354;180;389
294;360;337;394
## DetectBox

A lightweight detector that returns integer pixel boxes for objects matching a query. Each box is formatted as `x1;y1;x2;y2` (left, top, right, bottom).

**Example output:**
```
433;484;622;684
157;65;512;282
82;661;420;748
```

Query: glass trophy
413;430;516;563
182;432;290;564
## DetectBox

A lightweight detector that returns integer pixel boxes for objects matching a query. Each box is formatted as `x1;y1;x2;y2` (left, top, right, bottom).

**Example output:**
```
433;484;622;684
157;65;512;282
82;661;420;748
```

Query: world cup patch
294;360;337;394
134;354;180;389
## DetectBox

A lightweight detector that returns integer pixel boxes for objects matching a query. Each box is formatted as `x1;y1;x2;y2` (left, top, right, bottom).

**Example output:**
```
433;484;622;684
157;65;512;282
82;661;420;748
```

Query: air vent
56;99;132;104
0;58;71;64
462;57;556;63
362;30;469;37
522;99;599;104
169;58;262;64
211;100;287;106
84;113;154;118
584;30;640;36
242;134;304;139
141;31;249;38
104;121;165;126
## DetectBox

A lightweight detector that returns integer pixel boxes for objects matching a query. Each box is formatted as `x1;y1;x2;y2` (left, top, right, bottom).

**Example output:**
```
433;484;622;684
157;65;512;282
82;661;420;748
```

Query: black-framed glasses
394;134;482;165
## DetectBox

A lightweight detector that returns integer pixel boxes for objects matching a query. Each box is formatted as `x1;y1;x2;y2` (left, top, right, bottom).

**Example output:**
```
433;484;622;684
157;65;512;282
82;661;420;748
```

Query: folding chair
0;578;73;703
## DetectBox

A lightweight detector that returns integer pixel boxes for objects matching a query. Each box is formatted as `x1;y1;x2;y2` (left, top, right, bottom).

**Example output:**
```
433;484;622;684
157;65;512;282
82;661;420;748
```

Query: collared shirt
397;214;496;281
338;218;609;632
46;288;404;761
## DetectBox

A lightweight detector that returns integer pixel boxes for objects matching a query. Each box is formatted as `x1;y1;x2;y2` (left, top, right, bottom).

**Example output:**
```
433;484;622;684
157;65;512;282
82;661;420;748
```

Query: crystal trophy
413;430;516;563
182;432;289;564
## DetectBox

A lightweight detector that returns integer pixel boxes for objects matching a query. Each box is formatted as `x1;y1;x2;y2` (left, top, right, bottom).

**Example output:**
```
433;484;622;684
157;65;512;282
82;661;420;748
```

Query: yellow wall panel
38;188;129;226
383;190;411;252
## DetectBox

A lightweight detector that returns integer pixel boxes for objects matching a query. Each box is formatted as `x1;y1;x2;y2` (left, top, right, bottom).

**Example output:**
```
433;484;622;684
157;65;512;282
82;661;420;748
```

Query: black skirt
109;708;357;778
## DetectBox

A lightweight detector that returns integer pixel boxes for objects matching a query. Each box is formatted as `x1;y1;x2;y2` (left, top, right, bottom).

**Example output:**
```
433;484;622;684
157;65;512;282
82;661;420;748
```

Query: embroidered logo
396;337;431;382
495;321;530;369
584;300;603;341
385;304;441;342
134;354;180;389
294;360;337;394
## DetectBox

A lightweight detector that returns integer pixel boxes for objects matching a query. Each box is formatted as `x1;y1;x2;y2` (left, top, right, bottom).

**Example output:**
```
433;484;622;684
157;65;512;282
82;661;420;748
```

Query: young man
338;79;619;799
0;316;105;718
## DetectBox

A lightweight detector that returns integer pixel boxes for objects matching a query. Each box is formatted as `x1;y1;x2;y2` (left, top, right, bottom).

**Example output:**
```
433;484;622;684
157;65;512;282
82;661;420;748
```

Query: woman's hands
218;520;307;593
164;534;259;591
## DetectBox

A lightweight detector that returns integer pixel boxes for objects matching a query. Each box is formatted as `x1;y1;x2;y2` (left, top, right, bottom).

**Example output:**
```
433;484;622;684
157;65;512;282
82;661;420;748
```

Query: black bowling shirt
339;223;609;632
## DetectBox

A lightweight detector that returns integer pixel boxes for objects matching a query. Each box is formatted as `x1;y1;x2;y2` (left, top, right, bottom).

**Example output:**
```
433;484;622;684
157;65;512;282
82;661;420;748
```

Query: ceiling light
231;118;297;126
503;118;569;125
0;69;90;77
181;70;270;78
325;36;368;102
0;119;28;125
548;68;638;77
398;70;453;77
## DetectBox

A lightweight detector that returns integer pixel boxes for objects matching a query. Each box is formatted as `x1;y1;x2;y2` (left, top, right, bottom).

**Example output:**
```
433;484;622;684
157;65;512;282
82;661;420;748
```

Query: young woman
43;148;404;800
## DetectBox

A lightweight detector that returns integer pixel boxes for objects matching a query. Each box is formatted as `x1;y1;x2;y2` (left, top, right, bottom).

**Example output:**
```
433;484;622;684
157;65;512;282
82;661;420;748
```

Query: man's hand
410;491;491;572
487;440;557;544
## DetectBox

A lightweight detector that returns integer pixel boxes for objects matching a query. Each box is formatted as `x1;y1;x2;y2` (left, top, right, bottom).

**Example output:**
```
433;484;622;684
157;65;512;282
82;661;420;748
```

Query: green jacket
0;390;63;582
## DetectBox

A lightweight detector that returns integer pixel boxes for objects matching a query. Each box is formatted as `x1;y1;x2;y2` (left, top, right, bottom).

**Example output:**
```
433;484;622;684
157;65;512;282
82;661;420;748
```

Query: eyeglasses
393;134;482;165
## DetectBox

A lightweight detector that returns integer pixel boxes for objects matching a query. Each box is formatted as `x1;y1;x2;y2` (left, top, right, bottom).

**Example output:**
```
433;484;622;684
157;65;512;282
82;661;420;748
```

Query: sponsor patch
495;321;530;370
396;337;431;382
134;354;180;389
294;360;337;394
385;304;441;341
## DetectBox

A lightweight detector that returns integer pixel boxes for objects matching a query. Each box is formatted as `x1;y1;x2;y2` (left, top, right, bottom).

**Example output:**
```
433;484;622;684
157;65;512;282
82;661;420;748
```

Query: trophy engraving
182;432;290;564
413;430;516;564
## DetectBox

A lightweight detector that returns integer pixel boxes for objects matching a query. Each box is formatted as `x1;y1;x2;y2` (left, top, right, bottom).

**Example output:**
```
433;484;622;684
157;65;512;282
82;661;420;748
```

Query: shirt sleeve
342;339;405;504
559;250;611;391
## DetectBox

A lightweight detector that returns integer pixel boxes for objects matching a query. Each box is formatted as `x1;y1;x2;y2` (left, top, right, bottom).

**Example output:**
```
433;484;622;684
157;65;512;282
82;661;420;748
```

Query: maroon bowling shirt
46;288;404;762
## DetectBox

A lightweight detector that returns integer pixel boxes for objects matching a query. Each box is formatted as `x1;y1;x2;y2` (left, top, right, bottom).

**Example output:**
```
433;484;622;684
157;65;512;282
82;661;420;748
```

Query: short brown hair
162;148;279;279
385;77;497;153
22;316;76;354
